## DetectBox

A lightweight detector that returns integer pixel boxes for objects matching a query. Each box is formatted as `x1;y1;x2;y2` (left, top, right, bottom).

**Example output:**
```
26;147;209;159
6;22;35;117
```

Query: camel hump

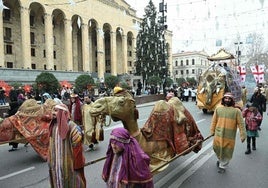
168;97;186;124
153;100;170;112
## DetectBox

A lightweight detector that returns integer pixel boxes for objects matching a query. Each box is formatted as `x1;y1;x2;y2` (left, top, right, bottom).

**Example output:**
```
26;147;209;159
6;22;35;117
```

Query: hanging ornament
259;0;264;8
0;0;9;11
69;0;76;6
77;17;81;28
119;27;123;34
133;22;140;31
98;28;104;38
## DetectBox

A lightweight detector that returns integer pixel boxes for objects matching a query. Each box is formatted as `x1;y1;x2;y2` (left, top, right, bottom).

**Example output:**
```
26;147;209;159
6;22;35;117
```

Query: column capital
44;13;53;19
20;6;30;13
64;19;71;24
81;23;88;29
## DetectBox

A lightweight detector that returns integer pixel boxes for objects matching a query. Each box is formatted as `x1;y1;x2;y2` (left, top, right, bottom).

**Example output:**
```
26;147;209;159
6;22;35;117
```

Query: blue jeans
0;99;6;105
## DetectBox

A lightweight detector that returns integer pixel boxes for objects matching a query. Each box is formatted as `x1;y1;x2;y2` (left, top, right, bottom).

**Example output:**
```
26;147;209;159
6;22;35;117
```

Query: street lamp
159;0;168;93
234;42;243;66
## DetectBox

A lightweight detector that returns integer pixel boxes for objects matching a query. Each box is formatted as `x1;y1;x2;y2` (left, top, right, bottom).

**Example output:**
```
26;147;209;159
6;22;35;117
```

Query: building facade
0;0;172;85
172;51;210;81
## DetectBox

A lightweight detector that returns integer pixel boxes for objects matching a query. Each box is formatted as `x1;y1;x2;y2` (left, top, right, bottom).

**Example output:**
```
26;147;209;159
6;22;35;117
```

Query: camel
0;99;56;161
87;95;204;170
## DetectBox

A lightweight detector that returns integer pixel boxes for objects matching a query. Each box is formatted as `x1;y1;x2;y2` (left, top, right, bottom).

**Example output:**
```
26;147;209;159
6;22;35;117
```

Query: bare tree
245;33;264;58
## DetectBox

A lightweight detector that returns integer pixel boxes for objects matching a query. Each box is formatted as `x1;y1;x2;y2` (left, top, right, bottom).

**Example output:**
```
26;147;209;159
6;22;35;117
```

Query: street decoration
0;80;11;96
0;0;9;11
60;80;72;88
23;84;32;93
237;65;246;82
250;64;265;83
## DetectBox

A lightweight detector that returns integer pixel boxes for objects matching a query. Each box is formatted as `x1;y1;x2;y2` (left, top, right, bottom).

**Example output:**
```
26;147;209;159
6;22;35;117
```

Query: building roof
207;48;235;61
173;50;209;57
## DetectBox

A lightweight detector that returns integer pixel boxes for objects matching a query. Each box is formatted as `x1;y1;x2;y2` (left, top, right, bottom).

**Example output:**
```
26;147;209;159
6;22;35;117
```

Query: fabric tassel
91;130;97;144
134;108;139;119
98;127;104;141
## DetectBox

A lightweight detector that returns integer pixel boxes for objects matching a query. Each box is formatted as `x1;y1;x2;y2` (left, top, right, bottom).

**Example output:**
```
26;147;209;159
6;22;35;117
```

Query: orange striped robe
210;106;246;161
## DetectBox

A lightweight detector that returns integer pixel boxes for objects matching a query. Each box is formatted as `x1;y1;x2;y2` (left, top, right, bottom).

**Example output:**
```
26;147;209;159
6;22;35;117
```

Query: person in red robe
48;103;86;187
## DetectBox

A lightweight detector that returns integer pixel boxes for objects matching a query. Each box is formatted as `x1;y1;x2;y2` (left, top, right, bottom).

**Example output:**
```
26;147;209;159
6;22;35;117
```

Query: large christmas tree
135;0;168;87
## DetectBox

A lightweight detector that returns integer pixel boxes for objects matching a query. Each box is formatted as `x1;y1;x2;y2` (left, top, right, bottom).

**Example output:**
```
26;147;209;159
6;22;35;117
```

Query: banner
237;65;246;82
250;65;265;83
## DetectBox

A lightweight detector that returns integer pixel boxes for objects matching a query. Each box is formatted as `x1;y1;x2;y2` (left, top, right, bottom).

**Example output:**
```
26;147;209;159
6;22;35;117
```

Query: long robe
48;121;86;188
210;106;246;161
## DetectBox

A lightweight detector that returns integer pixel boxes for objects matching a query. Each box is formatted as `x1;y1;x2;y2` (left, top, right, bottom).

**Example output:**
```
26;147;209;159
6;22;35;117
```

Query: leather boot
252;137;256;150
245;137;251;154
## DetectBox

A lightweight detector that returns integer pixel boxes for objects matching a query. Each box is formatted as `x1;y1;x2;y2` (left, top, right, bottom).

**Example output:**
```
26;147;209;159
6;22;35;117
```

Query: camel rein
83;134;214;172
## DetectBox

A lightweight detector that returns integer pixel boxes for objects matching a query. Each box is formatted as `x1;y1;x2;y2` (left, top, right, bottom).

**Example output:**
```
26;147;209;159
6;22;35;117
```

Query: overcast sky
125;0;268;55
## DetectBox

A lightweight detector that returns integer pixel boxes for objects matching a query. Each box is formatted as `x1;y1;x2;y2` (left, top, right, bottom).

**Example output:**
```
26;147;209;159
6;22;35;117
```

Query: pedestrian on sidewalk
210;92;246;173
242;103;262;154
0;87;6;105
102;127;153;188
250;87;266;130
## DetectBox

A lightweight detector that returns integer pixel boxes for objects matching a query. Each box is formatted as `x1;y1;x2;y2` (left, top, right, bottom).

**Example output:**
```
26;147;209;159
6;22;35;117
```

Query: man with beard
210;92;246;173
48;103;86;187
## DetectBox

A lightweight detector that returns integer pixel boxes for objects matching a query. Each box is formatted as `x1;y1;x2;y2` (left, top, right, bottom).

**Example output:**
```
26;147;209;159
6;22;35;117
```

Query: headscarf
166;92;174;101
50;104;70;140
102;127;153;186
221;92;235;106
69;96;82;123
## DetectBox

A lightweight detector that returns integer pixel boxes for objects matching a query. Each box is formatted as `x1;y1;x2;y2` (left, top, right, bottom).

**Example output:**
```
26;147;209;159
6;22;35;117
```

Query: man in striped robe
210;92;246;173
48;104;86;187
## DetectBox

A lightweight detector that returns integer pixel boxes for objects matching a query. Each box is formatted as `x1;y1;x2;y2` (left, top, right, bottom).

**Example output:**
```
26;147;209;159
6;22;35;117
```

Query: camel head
89;96;137;125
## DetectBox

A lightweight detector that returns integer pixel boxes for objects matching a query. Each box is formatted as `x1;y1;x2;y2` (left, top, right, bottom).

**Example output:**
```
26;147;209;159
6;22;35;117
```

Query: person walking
102;127;154;188
48;103;86;188
69;93;83;127
242;104;262;154
250;88;266;130
241;85;247;106
0;87;6;105
210;92;246;173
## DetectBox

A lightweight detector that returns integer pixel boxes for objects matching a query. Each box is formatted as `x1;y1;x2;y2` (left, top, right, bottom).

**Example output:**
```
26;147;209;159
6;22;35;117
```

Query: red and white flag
237;65;246;82
250;64;265;83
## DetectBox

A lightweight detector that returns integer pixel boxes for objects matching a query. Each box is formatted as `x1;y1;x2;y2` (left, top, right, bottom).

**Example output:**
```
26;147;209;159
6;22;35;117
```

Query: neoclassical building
172;51;210;81
0;0;172;83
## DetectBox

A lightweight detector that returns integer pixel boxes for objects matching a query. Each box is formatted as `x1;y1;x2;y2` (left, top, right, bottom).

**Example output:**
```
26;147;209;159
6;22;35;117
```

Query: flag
237;65;246;82
250;64;265;83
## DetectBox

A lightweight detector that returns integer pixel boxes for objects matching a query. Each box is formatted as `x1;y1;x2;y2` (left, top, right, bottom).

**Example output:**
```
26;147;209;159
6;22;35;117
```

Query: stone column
0;10;4;67
64;19;73;71
81;23;89;72
44;13;54;70
122;34;128;73
132;37;137;72
96;28;105;79
88;31;93;72
20;6;31;69
110;31;117;75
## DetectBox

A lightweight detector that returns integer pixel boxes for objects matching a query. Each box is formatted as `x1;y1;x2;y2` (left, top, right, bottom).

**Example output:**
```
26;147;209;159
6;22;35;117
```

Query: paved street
0;100;268;188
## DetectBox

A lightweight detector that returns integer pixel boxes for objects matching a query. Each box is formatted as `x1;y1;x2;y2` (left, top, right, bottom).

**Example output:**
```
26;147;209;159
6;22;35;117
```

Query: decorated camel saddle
0;99;56;161
86;90;204;170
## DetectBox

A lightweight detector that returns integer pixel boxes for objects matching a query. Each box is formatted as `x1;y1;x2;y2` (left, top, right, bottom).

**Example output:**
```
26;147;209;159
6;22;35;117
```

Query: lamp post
159;0;168;94
234;42;243;66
